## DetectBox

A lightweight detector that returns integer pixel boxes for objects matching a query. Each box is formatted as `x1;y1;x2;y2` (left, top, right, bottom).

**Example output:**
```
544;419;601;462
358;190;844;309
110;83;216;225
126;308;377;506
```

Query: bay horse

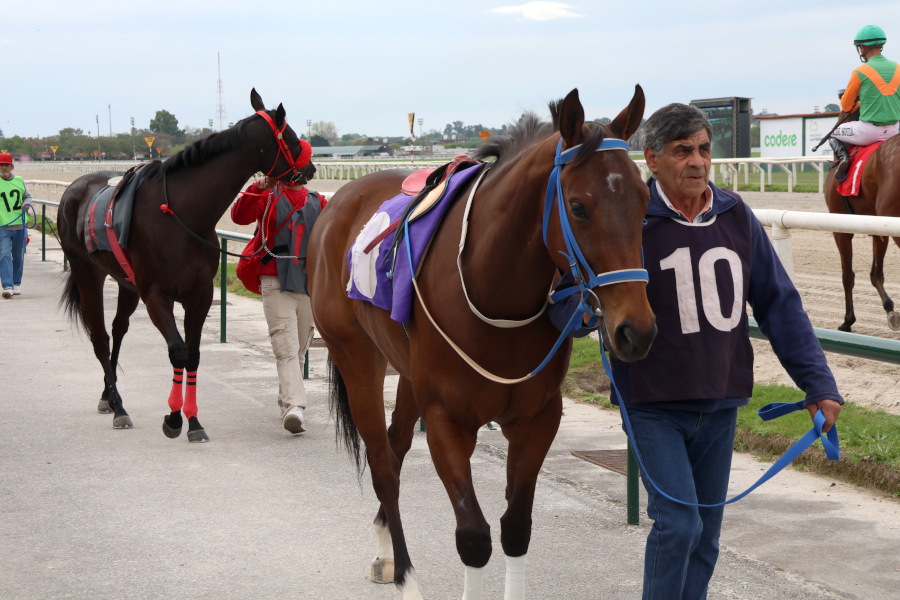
308;87;656;599
58;89;313;442
824;134;900;332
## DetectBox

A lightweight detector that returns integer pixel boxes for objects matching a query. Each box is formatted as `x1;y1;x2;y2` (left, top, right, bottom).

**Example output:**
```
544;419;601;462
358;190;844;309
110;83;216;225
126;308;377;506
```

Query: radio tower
216;52;227;131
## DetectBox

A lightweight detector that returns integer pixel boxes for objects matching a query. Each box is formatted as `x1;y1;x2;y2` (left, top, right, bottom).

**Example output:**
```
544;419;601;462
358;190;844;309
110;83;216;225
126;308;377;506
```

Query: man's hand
258;176;275;190
805;399;842;433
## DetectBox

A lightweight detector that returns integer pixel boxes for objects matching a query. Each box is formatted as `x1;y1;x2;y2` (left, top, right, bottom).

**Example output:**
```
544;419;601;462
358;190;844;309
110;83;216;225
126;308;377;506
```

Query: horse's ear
250;88;265;112
559;88;585;148
275;103;286;127
609;84;645;142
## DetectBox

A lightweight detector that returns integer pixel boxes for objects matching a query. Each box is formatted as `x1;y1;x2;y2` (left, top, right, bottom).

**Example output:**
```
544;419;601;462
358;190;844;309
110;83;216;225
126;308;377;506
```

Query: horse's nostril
614;319;655;361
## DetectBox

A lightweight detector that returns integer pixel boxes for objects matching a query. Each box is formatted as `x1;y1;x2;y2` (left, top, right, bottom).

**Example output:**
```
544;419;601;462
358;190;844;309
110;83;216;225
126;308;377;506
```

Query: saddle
84;163;149;283
836;141;883;202
363;155;480;255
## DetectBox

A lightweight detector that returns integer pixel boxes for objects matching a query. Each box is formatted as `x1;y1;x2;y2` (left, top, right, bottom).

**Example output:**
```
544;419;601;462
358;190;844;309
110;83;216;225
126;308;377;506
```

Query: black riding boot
830;138;850;182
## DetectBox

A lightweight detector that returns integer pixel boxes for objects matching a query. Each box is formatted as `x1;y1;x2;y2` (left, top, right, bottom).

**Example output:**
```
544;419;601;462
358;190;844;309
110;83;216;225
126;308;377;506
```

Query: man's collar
654;179;713;223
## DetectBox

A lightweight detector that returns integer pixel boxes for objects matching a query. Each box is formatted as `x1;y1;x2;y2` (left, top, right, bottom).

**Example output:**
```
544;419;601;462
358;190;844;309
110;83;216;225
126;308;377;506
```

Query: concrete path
1;242;898;599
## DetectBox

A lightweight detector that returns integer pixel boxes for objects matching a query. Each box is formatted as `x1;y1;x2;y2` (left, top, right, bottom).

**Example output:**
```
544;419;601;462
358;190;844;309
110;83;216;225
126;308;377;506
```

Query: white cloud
491;2;584;21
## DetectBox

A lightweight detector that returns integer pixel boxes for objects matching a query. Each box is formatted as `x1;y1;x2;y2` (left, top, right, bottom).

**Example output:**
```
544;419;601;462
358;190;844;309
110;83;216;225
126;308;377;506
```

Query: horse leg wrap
503;554;527;600
167;368;184;412
183;371;198;419
462;565;485;600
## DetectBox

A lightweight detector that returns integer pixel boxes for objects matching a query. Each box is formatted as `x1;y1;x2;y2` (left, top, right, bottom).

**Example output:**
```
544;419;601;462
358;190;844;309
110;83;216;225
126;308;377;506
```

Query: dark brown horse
58;89;313;442
824;135;900;332
308;87;656;599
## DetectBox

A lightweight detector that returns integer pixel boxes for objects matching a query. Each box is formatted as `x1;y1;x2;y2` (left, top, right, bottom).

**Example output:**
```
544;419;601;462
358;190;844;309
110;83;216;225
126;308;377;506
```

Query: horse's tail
59;267;90;336
327;355;365;474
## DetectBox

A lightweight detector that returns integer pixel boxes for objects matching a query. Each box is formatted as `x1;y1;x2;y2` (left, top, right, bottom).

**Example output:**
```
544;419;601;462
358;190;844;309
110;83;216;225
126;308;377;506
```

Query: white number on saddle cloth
348;211;392;299
659;246;743;334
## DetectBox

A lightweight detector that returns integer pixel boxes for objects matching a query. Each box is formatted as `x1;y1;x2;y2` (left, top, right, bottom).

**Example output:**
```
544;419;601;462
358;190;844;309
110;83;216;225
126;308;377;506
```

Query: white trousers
832;120;899;147
260;276;315;412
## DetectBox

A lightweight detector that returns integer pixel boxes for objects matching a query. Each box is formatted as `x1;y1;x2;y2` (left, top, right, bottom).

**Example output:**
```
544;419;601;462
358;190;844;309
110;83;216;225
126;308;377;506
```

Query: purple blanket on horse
347;163;483;323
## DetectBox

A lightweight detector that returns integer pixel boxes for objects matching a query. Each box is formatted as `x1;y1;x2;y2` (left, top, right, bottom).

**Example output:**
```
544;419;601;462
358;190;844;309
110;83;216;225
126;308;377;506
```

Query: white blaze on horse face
462;565;485;600
504;554;527;600
607;172;623;193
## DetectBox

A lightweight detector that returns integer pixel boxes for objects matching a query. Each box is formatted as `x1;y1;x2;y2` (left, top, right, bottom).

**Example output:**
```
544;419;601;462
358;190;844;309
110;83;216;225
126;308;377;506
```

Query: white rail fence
18;156;833;191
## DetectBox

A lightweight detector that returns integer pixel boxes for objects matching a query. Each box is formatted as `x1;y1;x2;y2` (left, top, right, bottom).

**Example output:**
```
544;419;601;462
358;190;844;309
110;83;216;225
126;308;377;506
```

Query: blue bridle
542;137;649;329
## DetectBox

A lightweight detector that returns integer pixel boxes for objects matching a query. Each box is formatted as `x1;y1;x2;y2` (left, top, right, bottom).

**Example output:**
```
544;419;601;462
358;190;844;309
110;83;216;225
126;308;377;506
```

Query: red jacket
231;182;327;277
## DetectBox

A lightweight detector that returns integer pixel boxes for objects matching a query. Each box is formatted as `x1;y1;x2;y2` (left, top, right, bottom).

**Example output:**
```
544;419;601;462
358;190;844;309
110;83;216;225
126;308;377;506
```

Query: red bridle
255;110;310;180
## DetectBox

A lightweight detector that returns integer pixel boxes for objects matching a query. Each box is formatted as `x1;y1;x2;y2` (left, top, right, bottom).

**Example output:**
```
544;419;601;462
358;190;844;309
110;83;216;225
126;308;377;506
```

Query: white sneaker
1;289;11;299
283;407;306;434
12;285;20;295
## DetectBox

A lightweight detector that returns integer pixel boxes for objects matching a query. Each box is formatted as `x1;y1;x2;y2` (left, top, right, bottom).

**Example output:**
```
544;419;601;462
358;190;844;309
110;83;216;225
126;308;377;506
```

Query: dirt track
741;191;900;415
20;168;900;414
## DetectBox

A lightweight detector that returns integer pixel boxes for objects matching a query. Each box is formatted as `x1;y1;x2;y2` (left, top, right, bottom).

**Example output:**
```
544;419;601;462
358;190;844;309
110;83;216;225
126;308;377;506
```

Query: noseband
542;137;649;326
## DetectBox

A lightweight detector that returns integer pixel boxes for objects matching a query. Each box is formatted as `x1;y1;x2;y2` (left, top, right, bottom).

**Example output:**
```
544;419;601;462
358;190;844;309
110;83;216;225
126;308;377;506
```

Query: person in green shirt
0;153;32;298
831;25;900;181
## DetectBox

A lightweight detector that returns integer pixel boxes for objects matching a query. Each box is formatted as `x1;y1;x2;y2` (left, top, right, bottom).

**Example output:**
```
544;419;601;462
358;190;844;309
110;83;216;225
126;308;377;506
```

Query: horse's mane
472;98;607;168
143;121;247;180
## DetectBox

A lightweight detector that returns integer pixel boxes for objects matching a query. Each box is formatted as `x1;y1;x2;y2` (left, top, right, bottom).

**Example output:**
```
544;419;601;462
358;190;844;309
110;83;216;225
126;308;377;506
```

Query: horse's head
544;86;656;361
248;88;316;185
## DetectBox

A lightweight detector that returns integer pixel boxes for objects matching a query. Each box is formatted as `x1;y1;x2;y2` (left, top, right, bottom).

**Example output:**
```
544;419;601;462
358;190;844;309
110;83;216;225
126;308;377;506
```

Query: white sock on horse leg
461;565;485;600
504;554;527;600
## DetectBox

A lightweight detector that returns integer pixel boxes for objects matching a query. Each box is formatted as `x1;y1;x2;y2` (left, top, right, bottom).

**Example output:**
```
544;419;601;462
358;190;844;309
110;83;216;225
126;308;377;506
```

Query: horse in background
58;89;314;442
308;87;655;599
824;134;900;332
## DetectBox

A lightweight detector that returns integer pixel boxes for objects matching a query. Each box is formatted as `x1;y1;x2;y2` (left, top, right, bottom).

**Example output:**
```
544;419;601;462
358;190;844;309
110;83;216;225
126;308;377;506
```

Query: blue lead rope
597;336;840;508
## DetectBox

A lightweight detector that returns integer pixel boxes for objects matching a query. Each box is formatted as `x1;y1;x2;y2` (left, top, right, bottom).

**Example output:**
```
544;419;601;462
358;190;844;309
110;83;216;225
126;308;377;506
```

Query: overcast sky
5;1;899;139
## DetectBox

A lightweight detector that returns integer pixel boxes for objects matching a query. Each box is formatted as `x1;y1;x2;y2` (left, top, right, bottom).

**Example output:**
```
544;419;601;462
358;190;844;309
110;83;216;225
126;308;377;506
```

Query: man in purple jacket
614;104;842;599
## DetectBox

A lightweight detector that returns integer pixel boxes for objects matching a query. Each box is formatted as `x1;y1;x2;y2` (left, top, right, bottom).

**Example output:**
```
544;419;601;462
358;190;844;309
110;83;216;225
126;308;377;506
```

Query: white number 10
659;247;743;334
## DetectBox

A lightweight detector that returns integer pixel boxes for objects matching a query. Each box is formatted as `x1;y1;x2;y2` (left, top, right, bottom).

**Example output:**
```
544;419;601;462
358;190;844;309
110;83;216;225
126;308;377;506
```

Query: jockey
831;25;900;181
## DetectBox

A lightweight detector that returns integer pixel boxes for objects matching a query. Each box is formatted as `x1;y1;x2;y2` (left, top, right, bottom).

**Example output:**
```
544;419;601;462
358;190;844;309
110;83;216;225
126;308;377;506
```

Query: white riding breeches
832;120;899;147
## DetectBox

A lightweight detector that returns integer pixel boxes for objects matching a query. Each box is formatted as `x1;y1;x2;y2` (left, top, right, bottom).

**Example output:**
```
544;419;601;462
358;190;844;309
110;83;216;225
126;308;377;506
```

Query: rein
410;136;648;384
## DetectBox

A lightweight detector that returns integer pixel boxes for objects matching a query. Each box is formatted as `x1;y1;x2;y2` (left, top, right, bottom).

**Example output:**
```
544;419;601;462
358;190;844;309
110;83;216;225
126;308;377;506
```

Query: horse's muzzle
612;317;657;362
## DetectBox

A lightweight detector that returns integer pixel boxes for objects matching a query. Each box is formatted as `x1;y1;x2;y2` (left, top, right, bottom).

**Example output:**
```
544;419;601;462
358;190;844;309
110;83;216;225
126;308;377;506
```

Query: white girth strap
457;166;550;328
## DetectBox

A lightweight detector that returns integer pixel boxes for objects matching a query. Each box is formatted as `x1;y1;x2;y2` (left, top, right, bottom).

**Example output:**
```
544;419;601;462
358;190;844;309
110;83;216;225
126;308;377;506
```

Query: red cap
294;140;312;169
0;153;12;165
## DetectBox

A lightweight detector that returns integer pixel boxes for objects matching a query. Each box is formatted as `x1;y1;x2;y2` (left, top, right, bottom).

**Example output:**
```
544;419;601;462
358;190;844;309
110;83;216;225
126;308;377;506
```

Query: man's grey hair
643;103;713;156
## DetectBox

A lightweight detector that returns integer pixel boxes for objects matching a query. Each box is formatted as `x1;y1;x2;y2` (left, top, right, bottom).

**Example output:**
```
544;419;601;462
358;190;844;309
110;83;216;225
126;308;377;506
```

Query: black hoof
187;416;209;443
162;412;183;439
97;399;112;414
187;429;209;443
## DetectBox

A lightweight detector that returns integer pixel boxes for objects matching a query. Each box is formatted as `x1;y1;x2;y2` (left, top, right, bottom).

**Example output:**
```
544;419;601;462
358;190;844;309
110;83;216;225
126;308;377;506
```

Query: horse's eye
569;201;589;220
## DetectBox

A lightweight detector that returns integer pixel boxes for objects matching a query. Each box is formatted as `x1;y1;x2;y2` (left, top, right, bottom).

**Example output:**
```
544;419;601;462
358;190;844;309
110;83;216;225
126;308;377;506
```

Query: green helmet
854;25;886;46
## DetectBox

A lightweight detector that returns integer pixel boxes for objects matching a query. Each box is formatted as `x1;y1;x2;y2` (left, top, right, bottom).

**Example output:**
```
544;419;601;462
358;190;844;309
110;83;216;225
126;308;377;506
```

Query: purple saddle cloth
346;163;484;323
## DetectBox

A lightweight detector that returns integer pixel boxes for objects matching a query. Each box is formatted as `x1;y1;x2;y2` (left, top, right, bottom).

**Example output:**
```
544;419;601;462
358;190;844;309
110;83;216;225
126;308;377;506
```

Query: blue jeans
0;228;16;289
623;405;738;600
11;228;25;286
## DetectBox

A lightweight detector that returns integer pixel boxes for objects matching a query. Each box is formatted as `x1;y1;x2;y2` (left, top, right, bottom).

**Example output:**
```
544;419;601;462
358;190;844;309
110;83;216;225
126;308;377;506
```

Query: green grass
213;262;261;301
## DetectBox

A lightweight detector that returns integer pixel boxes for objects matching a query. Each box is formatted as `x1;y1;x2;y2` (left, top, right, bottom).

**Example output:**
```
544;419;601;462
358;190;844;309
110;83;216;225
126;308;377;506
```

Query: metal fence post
41;204;46;262
220;238;227;343
627;440;640;525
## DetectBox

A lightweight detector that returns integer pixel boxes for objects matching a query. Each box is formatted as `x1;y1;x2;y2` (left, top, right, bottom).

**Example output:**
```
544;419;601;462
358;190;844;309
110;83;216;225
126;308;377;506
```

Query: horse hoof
370;558;394;583
113;415;133;429
97;399;112;414
162;420;182;439
888;311;900;331
187;429;209;443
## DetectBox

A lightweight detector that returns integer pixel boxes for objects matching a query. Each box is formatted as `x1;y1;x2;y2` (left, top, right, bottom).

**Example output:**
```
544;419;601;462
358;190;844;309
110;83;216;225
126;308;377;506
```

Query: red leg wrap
183;370;198;419
167;368;184;412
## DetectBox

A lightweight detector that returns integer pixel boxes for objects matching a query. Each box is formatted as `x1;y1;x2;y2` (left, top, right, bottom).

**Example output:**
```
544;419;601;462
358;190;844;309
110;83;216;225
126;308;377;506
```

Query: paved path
1;245;899;599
